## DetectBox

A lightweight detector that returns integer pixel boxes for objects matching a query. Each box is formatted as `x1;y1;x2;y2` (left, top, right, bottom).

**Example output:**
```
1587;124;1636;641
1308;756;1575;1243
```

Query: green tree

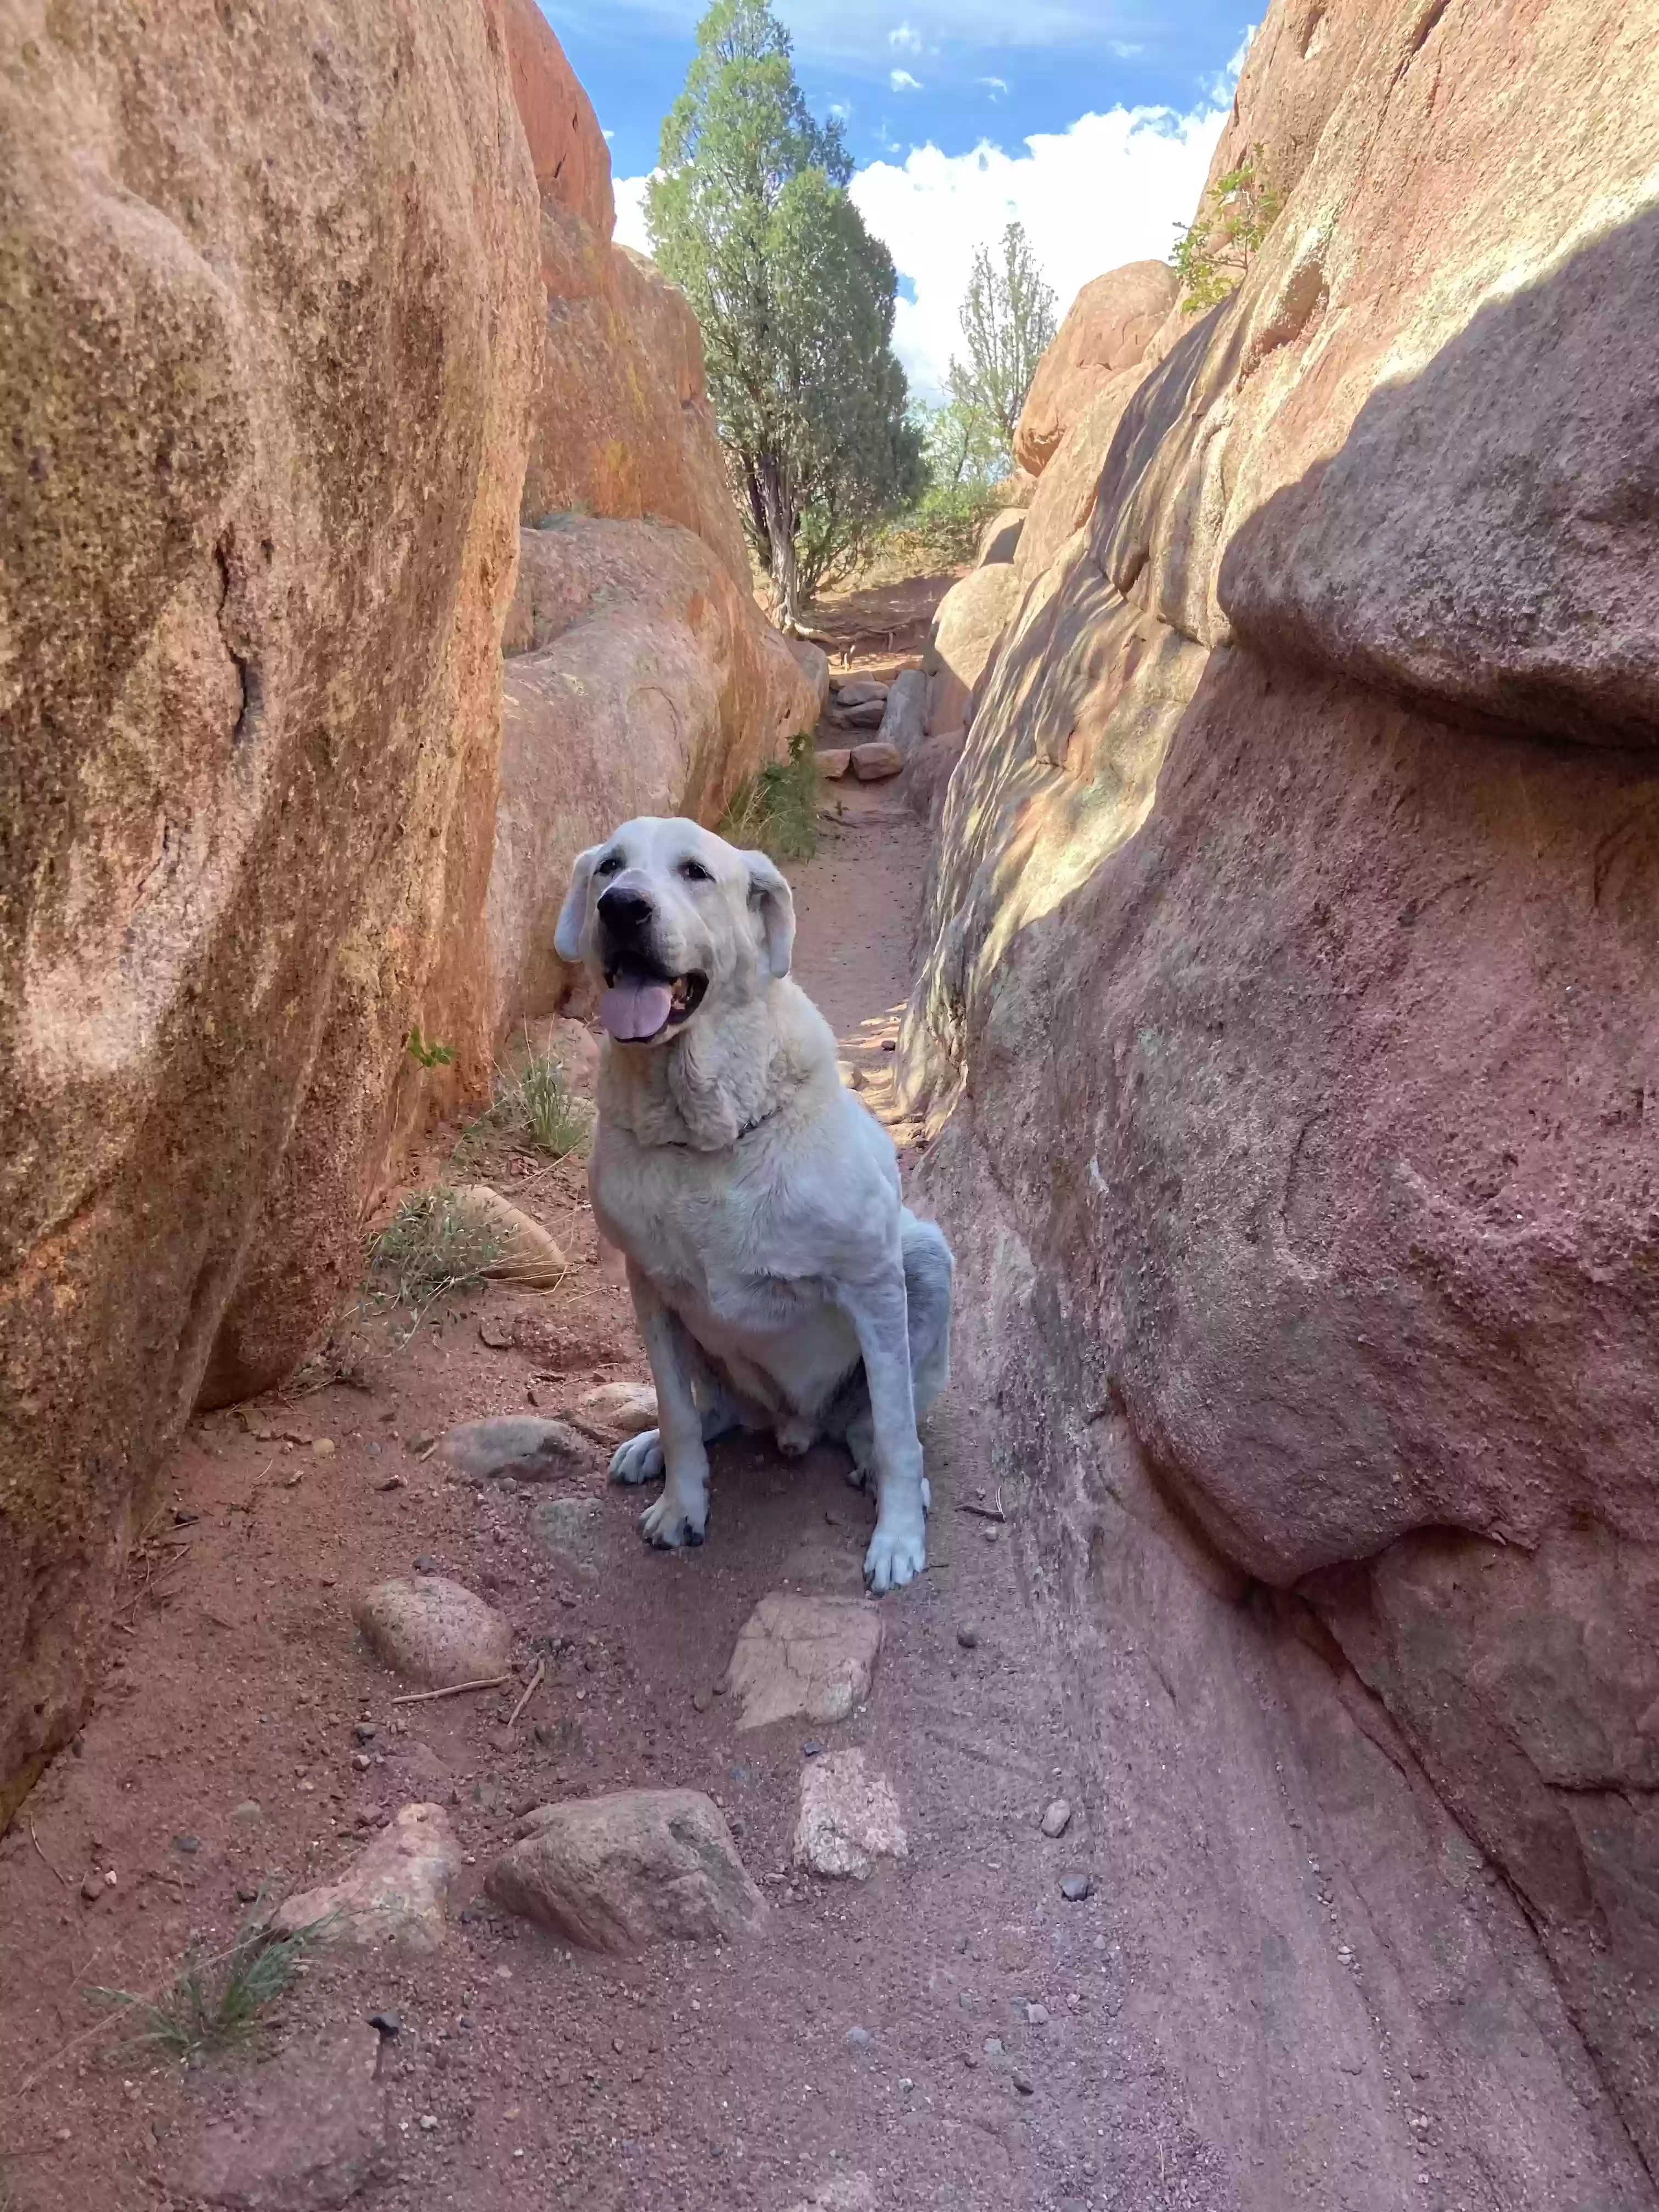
647;0;924;630
1171;145;1283;311
921;394;1008;490
945;220;1057;455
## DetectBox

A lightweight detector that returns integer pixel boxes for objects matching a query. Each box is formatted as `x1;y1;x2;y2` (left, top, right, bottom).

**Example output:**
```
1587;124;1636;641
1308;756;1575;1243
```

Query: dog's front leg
839;1263;927;1594
626;1265;710;1550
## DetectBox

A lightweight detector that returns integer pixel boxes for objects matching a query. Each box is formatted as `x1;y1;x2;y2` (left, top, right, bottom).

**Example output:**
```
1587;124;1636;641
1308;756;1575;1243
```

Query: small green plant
458;1049;592;1167
1172;144;1283;311
718;729;820;863
368;1186;503;1316
89;1893;328;2060
405;1025;457;1069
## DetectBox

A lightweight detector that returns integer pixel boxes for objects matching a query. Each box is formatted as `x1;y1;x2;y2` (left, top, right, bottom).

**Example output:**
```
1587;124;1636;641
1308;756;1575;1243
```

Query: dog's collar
656;1100;782;1151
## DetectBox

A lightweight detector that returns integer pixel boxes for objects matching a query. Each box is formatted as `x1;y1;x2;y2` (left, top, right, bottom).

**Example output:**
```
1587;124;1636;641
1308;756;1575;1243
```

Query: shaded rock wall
902;0;1659;2170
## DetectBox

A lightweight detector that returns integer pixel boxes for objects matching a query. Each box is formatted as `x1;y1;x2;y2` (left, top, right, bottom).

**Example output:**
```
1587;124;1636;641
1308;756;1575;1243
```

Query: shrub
1172;145;1283;312
718;728;820;862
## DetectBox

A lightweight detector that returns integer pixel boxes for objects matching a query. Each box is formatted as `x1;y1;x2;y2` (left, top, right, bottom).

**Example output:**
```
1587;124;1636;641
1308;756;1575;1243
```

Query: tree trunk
757;451;800;633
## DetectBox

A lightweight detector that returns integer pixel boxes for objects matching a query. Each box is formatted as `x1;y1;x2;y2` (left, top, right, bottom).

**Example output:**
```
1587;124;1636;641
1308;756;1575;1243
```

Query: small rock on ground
793;1749;909;1880
785;2170;877;2211
173;2024;391;2209
850;740;904;781
1060;1873;1093;1902
833;677;888;708
1041;1797;1073;1838
724;1593;882;1730
448;1183;567;1285
437;1415;585;1482
271;1803;459;1952
571;1380;657;1437
816;747;852;780
487;1790;765;1952
528;1494;604;1576
356;1576;511;1690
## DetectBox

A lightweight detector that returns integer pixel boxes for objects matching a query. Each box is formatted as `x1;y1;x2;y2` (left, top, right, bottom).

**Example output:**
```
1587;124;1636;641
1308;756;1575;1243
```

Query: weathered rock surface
833;678;889;710
0;0;540;1825
830;698;888;731
356;1578;512;1690
793;1750;909;1880
571;1381;658;1437
975;507;1027;566
272;1803;459;1952
528;1494;606;1576
1014;260;1177;477
724;1595;882;1730
788;637;832;717
174;2024;391;2209
922;565;1023;737
901;0;1659;2168
876;669;928;761
449;1186;568;1287
816;747;853;781
850;742;904;783
1015;364;1149;583
488;1790;765;1950
489;517;817;1033
439;1416;586;1482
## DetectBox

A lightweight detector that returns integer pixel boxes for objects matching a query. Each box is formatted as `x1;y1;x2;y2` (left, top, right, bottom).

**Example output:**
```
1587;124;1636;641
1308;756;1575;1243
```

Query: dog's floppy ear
554;845;602;962
744;850;795;979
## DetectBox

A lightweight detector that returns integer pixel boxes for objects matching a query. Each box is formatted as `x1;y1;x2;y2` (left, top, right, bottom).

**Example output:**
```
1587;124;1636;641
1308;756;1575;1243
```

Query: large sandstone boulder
489;517;817;1032
1014;261;1177;477
901;0;1659;2166
922;566;1023;737
1014;364;1150;583
0;0;540;1827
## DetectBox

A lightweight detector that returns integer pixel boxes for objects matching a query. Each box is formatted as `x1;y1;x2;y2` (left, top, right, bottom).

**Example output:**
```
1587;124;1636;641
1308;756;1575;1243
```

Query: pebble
1026;2002;1049;2026
983;2037;1005;2057
173;1834;200;1854
352;1753;371;1771
355;1724;377;1744
232;1801;263;1825
419;2114;438;2131
845;2026;871;2051
955;1623;979;1650
803;1742;825;1760
1059;1875;1093;1903
312;1438;336;1458
1012;2069;1035;2096
1040;1798;1073;1839
80;1871;104;1904
692;1689;712;1713
413;1555;437;1573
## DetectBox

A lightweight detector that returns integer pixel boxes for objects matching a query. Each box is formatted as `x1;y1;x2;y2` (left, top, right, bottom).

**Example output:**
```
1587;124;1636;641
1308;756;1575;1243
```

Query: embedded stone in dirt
449;1184;568;1286
785;2175;876;2212
793;1749;909;1880
850;741;904;782
270;1803;459;1953
356;1577;511;1689
438;1415;586;1482
571;1380;658;1437
724;1594;883;1730
486;1789;766;1951
173;2023;391;2208
1040;1797;1073;1838
816;747;852;780
528;1494;605;1576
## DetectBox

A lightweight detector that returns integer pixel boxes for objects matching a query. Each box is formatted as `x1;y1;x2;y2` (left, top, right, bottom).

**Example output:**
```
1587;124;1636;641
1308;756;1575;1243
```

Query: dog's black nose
597;885;653;937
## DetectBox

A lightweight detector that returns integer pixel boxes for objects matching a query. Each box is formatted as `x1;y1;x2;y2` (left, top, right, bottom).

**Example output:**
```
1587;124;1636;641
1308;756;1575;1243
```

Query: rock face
489;516;817;1033
0;0;539;1829
175;2024;391;2210
922;566;1023;740
1013;260;1178;477
901;0;1659;2168
724;1595;883;1730
356;1578;512;1690
272;1803;460;1952
487;1790;766;1950
876;669;928;761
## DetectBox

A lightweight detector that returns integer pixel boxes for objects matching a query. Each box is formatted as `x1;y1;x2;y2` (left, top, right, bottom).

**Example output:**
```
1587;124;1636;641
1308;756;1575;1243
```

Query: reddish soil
0;780;1196;2212
805;571;958;681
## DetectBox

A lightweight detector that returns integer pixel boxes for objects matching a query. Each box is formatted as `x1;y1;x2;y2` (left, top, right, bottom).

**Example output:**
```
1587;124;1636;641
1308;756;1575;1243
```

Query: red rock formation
902;0;1659;2164
1013;260;1178;478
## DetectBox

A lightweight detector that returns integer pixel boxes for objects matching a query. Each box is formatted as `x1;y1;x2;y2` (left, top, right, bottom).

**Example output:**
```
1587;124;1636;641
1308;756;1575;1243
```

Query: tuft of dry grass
718;729;820;863
366;1187;503;1319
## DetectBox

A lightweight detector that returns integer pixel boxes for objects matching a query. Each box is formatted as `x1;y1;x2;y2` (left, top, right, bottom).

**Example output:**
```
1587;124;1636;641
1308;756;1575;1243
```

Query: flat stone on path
723;1593;882;1731
486;1789;765;1953
528;1494;604;1576
438;1415;585;1481
793;1749;909;1880
356;1576;511;1689
271;1803;459;1953
174;2023;391;2208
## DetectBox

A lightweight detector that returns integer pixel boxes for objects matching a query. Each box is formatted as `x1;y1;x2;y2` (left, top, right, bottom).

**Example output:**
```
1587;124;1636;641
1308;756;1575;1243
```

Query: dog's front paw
640;1491;709;1550
610;1430;664;1486
864;1519;926;1594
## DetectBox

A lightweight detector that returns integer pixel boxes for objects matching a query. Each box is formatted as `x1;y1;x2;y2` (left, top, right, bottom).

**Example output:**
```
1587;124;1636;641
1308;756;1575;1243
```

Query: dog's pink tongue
600;979;673;1042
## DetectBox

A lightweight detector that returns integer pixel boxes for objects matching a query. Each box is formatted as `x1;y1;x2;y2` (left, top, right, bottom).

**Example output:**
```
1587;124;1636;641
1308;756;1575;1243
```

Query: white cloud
851;96;1229;403
888;21;923;49
977;75;1010;96
613;172;654;255
889;66;923;91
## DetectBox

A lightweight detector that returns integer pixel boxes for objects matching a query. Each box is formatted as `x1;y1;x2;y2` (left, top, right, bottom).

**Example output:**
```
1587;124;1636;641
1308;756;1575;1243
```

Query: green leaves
1171;144;1283;311
648;0;919;627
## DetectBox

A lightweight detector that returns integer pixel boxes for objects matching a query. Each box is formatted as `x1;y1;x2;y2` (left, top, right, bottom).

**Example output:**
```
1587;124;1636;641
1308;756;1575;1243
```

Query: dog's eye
679;859;713;883
594;854;622;877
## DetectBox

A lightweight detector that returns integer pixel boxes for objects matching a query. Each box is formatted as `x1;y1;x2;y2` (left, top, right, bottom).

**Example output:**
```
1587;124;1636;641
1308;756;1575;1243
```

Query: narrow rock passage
2;786;1646;2212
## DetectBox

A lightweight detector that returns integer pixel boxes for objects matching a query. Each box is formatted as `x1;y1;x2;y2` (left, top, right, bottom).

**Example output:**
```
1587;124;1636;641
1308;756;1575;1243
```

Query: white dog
554;816;953;1594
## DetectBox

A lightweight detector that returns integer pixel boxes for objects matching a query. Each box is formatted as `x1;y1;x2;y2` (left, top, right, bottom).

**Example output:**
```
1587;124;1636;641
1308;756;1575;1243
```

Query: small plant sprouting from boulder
405;1025;457;1070
89;1893;329;2060
1171;144;1283;312
368;1187;504;1317
718;729;820;863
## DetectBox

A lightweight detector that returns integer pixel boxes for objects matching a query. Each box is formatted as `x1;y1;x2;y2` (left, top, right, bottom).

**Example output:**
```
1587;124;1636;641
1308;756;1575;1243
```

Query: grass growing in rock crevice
718;729;820;863
89;1895;329;2061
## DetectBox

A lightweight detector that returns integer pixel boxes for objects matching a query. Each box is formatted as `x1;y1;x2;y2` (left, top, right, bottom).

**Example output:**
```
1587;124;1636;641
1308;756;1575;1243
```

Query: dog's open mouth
599;966;708;1044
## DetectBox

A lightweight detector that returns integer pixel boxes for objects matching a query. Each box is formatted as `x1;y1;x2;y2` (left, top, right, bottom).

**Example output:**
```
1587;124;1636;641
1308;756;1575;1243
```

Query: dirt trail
3;770;1640;2212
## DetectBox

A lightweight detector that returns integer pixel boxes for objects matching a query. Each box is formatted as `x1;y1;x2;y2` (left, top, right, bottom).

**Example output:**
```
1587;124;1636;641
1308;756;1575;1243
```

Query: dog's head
554;816;795;1047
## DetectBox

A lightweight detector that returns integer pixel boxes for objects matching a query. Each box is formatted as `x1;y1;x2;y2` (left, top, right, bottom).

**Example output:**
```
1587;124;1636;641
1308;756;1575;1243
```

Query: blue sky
539;1;1255;402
